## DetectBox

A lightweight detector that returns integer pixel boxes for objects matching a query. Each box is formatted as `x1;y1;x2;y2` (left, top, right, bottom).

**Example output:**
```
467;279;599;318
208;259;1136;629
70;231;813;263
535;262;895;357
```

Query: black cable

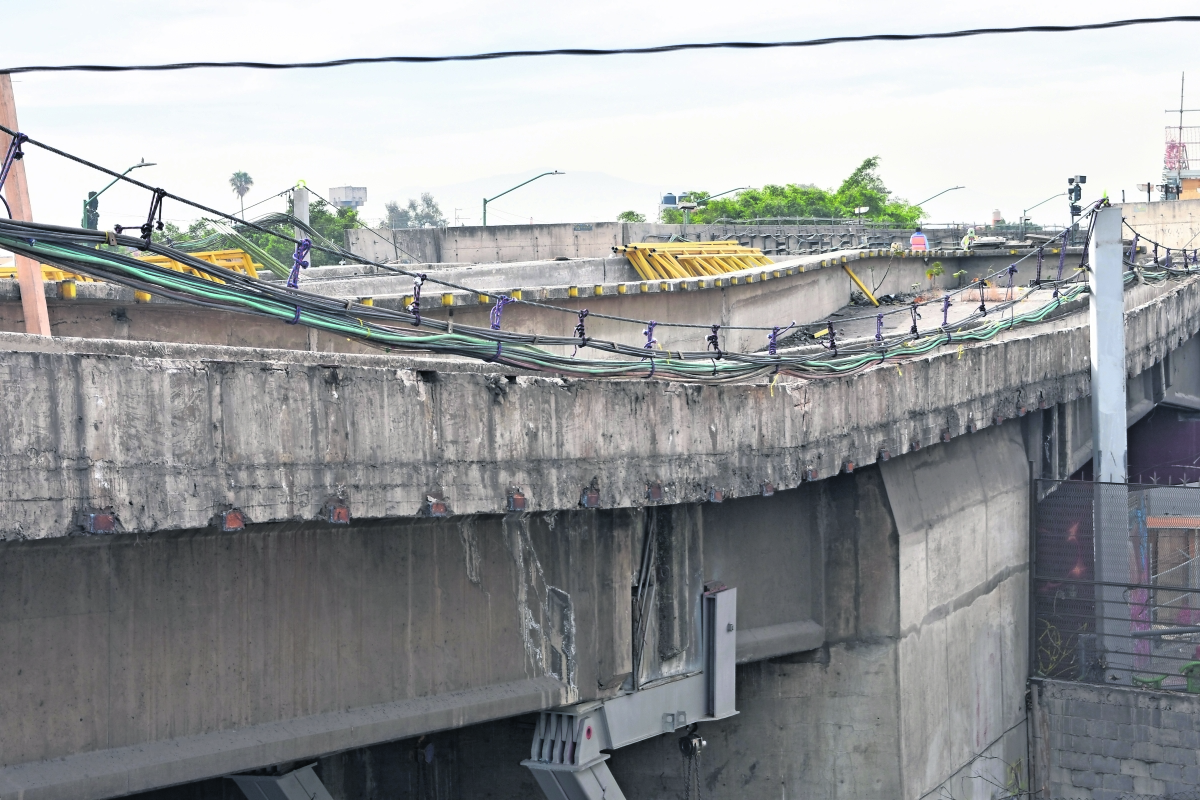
0;193;10;219
0;120;1101;341
3;16;1198;74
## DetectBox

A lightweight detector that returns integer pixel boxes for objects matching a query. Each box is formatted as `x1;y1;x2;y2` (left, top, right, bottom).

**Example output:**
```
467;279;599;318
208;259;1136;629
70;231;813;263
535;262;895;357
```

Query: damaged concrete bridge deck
1;245;1200;799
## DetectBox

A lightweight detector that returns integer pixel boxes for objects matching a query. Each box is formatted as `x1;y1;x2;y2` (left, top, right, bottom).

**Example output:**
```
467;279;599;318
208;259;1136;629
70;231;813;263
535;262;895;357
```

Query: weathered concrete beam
1;275;1198;540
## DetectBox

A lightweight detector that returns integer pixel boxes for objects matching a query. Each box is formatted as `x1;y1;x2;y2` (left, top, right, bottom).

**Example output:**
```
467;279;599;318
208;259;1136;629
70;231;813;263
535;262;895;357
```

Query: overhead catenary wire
2;16;1198;74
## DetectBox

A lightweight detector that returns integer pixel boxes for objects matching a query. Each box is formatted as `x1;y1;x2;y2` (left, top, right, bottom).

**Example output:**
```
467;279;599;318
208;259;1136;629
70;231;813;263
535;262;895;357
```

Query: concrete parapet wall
1031;678;1200;799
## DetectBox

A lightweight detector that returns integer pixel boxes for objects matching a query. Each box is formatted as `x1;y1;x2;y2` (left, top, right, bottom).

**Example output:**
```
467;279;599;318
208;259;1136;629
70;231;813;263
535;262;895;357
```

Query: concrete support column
1088;204;1131;683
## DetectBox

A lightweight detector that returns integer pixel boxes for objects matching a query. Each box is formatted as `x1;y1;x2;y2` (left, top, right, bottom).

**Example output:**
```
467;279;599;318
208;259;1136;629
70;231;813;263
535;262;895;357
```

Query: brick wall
1031;678;1200;799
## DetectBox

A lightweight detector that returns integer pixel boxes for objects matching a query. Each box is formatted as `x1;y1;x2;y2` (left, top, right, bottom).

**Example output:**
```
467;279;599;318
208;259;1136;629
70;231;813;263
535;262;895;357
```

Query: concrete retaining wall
1031;678;1200;799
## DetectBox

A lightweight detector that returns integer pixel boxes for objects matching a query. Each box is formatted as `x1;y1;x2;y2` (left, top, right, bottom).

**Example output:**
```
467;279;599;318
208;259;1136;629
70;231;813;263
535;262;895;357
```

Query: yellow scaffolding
615;242;772;281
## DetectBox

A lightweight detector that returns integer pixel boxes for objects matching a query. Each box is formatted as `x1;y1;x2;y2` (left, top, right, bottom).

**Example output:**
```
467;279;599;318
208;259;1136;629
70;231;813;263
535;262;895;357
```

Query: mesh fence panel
1035;479;1200;692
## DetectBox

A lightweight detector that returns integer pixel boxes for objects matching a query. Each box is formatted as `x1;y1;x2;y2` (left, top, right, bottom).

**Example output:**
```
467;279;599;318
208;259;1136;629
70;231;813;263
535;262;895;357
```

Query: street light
914;186;965;206
702;187;749;203
1019;191;1066;238
482;171;563;226
81;159;156;229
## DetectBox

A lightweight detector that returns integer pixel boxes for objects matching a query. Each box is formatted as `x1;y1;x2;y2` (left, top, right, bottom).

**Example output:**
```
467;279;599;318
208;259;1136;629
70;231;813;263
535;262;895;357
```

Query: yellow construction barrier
0;264;98;282
614;242;772;281
0;248;262;287
136;249;261;283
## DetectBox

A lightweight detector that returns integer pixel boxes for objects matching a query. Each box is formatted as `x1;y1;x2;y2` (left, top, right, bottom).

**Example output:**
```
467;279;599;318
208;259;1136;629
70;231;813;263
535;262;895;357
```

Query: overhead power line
2;16;1198;74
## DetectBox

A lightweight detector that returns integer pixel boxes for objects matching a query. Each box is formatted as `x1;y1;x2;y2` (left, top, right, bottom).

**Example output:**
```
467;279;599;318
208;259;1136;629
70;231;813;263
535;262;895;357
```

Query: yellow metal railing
615;242;772;281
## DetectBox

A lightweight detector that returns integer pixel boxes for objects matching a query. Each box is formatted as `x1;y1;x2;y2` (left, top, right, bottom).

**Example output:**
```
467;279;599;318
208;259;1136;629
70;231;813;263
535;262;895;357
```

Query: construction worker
961;227;978;251
909;226;929;252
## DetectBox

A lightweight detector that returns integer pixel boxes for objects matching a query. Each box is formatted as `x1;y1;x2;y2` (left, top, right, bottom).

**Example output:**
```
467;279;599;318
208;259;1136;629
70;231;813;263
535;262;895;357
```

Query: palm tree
229;171;253;218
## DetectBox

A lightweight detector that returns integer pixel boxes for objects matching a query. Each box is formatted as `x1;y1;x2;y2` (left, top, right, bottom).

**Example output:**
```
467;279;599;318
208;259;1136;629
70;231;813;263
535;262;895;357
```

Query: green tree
617;210;646;223
229;171;253;218
386;193;446;228
685;158;923;226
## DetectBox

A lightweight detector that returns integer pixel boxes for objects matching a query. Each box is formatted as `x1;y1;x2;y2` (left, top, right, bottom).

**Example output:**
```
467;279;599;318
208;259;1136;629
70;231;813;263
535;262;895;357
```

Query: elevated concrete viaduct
1;234;1199;798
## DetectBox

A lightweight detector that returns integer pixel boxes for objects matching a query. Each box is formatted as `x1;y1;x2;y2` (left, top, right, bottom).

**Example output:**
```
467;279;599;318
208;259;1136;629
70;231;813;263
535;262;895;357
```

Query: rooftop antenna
1163;72;1200;199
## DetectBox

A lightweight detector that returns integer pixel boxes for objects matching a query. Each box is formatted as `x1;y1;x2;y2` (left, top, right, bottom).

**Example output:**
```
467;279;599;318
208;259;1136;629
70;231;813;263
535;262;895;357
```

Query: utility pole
1088;204;1130;684
293;181;310;237
0;74;51;336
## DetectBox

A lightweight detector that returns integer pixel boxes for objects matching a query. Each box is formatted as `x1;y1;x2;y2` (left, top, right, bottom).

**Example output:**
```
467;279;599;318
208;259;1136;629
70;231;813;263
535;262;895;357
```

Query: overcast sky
4;1;1199;230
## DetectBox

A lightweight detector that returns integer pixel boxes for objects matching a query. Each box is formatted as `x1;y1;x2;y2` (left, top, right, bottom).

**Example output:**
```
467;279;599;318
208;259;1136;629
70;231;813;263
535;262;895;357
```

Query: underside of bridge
2;235;1199;800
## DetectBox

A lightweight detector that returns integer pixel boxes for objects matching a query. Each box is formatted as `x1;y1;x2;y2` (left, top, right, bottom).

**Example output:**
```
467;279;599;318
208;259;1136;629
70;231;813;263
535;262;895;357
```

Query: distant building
329;186;368;209
1162;128;1200;200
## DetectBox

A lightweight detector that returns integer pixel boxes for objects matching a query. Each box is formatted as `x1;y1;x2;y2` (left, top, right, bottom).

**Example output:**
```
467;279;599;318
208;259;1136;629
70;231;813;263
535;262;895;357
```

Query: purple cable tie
286;306;301;324
643;320;657;350
1035;246;1044;283
768;322;795;355
1056;228;1068;282
572;309;589;356
909;303;921;338
942;295;953;327
408;273;427;327
286;238;312;289
0;133;27;194
875;314;884;345
490;295;513;330
823;322;837;357
977;279;987;316
706;324;722;357
1128;233;1139;265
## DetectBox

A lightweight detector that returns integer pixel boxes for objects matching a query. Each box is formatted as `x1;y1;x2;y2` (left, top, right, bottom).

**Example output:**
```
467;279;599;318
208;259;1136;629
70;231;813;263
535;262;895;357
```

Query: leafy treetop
659;157;922;227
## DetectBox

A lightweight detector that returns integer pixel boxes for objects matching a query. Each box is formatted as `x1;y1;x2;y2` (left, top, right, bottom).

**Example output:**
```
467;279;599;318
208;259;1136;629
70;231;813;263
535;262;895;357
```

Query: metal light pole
914;186;965;206
1019;192;1065;239
81;159;156;228
482;171;563;226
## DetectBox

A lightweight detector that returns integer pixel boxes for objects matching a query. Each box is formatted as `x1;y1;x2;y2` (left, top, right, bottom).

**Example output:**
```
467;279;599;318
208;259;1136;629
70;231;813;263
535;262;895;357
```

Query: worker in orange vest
909;226;929;252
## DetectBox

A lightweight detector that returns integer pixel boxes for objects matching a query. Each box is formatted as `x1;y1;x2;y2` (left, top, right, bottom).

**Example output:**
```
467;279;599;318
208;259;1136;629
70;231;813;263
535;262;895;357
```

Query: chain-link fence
1034;479;1200;692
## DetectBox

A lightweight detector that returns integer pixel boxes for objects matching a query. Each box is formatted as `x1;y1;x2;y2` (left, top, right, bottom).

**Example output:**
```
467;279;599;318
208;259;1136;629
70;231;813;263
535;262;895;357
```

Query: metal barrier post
1089;205;1131;683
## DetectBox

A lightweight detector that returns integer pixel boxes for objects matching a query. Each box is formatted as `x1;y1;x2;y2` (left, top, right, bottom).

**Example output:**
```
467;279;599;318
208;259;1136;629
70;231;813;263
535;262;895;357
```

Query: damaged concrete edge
1;274;1197;539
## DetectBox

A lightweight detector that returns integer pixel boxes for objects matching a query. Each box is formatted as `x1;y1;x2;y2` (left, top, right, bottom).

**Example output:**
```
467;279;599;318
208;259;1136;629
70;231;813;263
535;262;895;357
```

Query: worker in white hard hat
961;227;978;251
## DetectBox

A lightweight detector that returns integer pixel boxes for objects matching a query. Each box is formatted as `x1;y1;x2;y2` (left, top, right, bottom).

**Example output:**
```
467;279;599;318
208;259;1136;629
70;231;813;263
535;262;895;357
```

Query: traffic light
1067;175;1086;203
84;191;99;230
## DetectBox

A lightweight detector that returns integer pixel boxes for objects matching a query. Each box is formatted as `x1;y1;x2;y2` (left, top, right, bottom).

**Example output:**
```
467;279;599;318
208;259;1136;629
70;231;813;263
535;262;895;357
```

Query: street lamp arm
482;171;563;226
702;186;749;203
1024;191;1066;216
82;160;156;227
485;171;563;204
914;186;965;206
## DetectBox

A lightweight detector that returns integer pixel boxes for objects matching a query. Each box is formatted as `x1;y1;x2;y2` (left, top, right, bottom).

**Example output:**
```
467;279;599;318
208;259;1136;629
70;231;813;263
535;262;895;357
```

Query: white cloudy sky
4;1;1199;230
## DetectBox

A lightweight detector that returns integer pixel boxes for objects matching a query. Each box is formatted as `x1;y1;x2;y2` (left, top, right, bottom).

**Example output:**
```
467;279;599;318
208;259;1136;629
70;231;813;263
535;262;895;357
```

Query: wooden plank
0;73;52;336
